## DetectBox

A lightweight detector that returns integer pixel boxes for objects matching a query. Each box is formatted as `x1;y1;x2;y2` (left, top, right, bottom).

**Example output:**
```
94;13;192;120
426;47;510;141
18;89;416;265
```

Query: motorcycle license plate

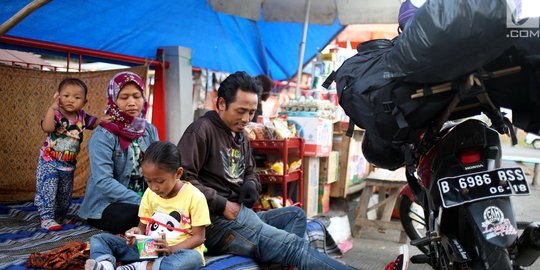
437;167;530;208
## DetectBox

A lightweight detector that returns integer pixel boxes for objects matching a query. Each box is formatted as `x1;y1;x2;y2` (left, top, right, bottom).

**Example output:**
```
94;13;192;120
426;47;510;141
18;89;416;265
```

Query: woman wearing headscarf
78;71;159;234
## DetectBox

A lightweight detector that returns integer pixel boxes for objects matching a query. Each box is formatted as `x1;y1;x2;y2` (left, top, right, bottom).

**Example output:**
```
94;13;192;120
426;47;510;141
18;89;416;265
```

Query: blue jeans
90;233;203;270
205;205;353;270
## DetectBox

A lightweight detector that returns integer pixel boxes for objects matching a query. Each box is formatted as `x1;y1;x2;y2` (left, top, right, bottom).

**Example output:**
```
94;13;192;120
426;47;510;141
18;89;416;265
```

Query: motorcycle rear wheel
399;196;429;254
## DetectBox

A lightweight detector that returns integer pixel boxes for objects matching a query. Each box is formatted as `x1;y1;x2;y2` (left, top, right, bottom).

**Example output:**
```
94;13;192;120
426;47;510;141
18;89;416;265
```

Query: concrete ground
332;158;540;270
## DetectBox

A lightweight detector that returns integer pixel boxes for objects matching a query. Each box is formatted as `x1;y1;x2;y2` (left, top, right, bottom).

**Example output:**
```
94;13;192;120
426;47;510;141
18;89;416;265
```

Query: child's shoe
384;244;409;270
85;259;115;270
59;215;80;225
41;219;62;231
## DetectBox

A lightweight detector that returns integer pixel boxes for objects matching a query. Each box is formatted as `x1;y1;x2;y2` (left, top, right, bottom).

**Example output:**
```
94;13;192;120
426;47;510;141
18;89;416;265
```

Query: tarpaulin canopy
0;0;398;80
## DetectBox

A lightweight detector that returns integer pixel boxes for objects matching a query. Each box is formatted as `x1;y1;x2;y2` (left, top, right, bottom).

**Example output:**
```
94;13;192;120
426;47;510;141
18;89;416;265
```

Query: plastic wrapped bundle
386;0;513;83
483;38;540;135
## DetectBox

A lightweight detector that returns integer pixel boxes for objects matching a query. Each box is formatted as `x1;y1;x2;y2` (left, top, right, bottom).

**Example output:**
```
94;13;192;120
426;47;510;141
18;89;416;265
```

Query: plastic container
132;234;158;259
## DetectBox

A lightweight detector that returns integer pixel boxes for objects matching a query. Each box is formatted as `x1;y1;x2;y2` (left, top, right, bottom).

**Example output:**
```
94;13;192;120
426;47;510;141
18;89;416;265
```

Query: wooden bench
353;168;408;243
502;155;540;187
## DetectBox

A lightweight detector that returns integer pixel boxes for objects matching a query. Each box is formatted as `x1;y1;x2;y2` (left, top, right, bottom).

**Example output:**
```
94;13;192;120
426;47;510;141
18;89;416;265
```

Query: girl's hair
58;78;89;98
142;141;181;174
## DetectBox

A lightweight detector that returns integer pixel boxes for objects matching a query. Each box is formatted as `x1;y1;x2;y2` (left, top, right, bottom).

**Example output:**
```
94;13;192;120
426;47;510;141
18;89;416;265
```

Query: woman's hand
124;227;143;246
154;233;172;256
223;201;240;220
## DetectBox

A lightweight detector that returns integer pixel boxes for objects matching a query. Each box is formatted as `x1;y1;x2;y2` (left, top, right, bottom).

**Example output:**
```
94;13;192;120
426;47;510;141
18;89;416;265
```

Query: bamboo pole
0;0;51;36
411;66;522;99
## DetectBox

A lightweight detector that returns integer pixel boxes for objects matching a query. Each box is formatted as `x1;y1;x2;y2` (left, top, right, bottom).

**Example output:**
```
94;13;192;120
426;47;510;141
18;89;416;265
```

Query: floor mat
0;198;100;270
0;200;339;270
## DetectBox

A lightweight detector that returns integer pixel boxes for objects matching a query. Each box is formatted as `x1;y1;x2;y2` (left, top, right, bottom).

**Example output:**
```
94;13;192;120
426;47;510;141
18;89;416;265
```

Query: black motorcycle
397;73;540;269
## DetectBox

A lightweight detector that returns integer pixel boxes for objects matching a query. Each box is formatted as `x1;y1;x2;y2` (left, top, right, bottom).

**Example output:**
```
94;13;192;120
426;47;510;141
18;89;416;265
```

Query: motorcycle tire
399;196;429;254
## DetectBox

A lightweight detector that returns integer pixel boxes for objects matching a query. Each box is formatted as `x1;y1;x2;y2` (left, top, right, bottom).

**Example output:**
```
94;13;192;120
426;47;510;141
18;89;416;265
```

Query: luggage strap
322;71;335;89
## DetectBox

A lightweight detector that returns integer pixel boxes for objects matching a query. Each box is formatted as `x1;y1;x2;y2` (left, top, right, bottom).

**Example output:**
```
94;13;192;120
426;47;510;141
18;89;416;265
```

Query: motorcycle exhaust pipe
515;222;540;267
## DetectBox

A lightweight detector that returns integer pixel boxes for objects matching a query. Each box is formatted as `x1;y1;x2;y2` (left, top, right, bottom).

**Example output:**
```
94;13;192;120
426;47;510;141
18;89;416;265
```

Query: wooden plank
346;181;366;195
355;186;374;221
380;191;399;222
366;167;407;182
353;175;406;242
330;135;351;197
355;218;404;231
377;184;386;218
534;163;539;187
331;130;371;197
353;186;374;236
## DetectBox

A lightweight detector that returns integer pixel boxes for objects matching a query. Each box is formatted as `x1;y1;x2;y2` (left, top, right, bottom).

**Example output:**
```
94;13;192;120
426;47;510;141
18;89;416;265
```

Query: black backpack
322;39;532;170
323;39;458;169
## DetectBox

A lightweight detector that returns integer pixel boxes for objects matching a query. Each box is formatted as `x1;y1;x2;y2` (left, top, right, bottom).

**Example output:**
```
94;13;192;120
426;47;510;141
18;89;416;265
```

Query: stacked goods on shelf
278;97;338;157
257;195;295;209
245;120;305;212
280;96;337;120
244;117;299;140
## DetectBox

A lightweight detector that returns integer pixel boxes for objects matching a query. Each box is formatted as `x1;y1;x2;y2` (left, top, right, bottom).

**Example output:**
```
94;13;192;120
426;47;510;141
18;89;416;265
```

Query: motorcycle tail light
460;150;481;164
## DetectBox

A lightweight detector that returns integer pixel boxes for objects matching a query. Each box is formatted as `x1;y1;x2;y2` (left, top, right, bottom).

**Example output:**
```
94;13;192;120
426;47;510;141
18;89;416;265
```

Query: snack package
243;123;258;140
288;160;302;173
271;117;292;139
259;195;272;209
270;161;284;175
269;196;284;208
288;121;297;137
244;122;275;140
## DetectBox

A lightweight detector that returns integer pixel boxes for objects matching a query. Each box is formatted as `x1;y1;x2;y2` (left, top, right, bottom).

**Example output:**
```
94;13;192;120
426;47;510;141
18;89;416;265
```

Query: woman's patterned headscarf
100;71;148;151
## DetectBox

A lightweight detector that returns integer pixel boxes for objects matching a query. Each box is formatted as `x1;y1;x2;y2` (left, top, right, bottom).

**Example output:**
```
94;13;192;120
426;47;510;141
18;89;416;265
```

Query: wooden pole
0;0;51;36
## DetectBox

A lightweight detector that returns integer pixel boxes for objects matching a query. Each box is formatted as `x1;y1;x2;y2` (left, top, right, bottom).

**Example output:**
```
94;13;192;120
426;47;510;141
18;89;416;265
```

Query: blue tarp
0;0;343;80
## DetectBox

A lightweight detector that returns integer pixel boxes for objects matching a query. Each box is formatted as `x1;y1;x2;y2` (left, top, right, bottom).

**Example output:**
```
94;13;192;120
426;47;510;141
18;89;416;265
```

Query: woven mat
0;198;264;270
0;198;101;270
0;198;340;270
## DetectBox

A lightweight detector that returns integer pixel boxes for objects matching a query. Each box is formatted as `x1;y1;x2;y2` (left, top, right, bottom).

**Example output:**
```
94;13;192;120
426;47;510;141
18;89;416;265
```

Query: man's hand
223;201;240;220
238;180;259;208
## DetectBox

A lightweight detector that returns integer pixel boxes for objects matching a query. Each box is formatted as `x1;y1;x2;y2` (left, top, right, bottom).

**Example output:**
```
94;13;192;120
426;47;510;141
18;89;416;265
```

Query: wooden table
353;168;408;243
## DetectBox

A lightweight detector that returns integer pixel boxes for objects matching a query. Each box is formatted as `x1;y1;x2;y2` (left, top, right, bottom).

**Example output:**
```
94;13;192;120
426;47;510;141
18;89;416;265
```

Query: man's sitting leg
257;206;306;238
205;205;354;269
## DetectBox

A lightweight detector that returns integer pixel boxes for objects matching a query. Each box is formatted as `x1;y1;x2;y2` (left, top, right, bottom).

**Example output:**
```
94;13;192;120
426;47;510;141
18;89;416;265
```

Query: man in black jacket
177;71;354;269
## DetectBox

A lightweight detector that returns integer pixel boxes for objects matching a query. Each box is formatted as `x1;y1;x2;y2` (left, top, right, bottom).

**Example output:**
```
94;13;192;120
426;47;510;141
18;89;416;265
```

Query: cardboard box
288;116;333;157
319;151;339;184
345;131;370;187
318;182;331;214
302;157;320;217
331;131;371;197
320;53;336;62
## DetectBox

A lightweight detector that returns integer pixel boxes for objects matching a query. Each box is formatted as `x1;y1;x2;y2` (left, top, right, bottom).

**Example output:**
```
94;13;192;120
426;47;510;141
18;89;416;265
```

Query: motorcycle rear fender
465;198;518;248
399;184;414;202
